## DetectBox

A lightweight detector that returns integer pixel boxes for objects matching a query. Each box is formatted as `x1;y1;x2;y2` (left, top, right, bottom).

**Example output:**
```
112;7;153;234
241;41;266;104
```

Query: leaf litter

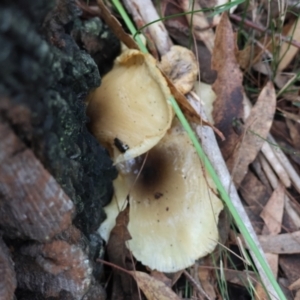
81;0;300;299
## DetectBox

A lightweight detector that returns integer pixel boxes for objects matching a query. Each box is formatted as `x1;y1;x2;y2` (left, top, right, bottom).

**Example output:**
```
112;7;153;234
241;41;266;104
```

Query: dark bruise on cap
128;147;172;201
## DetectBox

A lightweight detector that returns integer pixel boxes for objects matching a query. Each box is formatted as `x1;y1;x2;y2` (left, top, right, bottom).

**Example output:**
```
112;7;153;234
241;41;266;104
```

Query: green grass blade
111;1;286;299
110;0;147;53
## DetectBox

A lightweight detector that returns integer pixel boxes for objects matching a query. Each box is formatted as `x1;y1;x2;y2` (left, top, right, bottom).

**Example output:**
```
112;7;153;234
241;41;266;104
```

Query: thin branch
230;14;300;49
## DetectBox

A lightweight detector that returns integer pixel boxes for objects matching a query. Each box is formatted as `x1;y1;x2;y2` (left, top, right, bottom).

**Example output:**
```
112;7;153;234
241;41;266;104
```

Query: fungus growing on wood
99;121;223;272
86;49;173;163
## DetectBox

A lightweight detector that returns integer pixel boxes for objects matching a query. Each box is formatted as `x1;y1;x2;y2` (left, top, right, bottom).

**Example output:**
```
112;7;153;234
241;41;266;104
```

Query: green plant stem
111;1;286;299
111;0;147;53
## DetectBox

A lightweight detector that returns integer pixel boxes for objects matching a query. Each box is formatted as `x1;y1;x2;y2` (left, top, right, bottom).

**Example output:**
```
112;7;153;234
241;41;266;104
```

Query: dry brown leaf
227;81;276;186
258;231;300;254
171;271;183;287
257;180;284;283
129;271;182;300
198;267;216;299
224;269;258;286
106;208;140;300
240;171;271;215
260;183;285;235
277;17;300;72
277;107;300;123
237;44;252;69
254;282;269;300
107;208;132;259
280;255;300;284
295;289;300;300
289;277;300;290
180;0;215;52
265;252;278;278
212;12;244;159
150;271;172;288
283;92;300;103
286;119;300;150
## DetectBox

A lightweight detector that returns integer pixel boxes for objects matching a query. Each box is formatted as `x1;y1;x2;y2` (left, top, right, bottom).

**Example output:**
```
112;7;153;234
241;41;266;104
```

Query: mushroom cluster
87;48;223;272
87;49;173;164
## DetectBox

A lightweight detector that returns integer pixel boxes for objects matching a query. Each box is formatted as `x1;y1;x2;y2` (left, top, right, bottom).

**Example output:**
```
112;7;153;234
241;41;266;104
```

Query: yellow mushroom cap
86;49;174;163
99;121;223;272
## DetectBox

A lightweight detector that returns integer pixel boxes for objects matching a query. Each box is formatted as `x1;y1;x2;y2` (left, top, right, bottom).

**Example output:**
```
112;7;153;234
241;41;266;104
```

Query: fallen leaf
107;208;140;300
198;267;216;299
258;230;300;254
254;282;269;300
294;290;300;300
180;0;215;52
295;289;300;300
289;277;300;290
224;269;258;286
277;107;300;123
211;12;244;159
227;81;276;186
260;183;285;235
265;252;278;278
277;17;300;72
240;170;271;215
286;118;300;151
237;44;252;69
280;254;300;284
129;271;181;300
150;270;172;288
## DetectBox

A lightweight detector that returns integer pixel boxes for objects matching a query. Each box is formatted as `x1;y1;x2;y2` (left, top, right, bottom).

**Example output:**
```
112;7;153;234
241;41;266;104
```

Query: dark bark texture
0;0;120;298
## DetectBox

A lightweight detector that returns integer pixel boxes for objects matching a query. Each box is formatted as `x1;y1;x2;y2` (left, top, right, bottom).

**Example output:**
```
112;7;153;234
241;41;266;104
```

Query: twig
243;97;292;188
258;153;279;189
187;93;279;300
123;0;172;55
183;269;211;300
267;134;300;194
230;14;300;49
261;142;291;187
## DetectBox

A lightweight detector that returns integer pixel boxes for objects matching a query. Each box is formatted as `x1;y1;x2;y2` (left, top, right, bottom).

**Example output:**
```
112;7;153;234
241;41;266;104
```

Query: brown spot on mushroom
127;147;171;199
166;207;169;211
154;192;163;199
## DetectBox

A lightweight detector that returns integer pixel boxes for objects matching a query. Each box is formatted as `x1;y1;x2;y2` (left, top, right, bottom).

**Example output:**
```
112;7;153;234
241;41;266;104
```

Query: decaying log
0;0;120;298
0;236;16;300
0;122;74;241
15;240;92;299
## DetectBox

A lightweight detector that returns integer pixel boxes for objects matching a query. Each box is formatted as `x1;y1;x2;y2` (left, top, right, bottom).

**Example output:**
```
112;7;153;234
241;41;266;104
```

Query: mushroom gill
99;121;224;272
86;49;174;163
